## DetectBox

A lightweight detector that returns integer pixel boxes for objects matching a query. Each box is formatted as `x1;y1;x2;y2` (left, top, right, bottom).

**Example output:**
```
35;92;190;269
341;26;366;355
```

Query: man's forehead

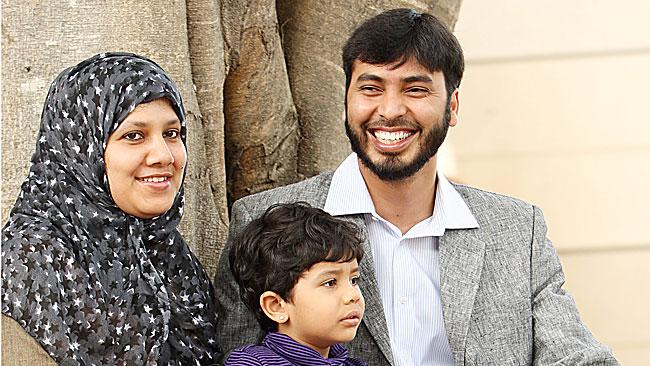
350;59;442;81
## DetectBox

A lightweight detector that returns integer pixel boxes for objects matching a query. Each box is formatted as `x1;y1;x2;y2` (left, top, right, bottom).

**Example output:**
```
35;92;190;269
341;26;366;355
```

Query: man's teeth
374;130;413;143
142;177;167;183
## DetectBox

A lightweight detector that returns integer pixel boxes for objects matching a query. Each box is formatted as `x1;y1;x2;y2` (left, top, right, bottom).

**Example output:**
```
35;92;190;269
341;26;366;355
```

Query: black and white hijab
2;53;220;365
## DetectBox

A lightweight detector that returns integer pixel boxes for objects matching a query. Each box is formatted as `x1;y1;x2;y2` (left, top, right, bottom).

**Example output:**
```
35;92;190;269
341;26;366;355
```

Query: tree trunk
1;0;462;277
185;0;230;276
221;0;300;205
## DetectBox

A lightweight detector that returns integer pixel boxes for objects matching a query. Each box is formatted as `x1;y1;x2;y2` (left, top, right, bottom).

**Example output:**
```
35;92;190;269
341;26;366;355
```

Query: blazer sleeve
530;206;619;365
214;199;265;364
1;314;58;366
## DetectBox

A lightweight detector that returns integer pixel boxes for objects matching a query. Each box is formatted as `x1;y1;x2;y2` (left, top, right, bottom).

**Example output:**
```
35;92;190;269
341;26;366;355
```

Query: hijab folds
2;53;220;365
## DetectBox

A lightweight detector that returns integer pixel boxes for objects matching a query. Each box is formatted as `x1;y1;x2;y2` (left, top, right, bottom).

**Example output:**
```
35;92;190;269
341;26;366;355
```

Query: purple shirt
225;332;368;366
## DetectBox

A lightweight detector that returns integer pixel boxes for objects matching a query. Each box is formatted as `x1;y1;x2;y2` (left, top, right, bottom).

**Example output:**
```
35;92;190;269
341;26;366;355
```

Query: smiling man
216;8;618;365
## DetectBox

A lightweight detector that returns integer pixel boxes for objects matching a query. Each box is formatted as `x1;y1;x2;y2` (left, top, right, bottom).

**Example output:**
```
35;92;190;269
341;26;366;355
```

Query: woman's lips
137;175;173;190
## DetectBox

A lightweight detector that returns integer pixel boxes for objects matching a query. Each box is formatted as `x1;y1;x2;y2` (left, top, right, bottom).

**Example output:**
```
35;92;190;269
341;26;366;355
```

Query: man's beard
345;103;451;182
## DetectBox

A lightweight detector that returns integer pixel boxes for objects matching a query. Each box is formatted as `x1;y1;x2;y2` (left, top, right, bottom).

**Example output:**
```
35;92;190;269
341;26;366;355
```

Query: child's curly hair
229;202;365;331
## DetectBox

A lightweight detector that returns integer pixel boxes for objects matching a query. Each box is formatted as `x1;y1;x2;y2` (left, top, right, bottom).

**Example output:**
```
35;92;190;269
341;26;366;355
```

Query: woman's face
104;98;186;218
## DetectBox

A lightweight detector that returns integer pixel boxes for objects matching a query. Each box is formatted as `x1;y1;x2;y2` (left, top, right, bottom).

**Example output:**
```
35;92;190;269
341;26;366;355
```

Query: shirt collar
324;153;375;217
324;153;478;235
264;332;350;365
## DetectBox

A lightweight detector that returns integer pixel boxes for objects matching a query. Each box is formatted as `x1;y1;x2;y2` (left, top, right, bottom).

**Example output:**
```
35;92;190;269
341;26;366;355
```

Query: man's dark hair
229;202;365;331
342;8;464;98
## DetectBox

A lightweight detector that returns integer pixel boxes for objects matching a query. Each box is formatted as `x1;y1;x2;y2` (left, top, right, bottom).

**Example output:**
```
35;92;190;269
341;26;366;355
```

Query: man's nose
377;93;407;120
146;136;174;166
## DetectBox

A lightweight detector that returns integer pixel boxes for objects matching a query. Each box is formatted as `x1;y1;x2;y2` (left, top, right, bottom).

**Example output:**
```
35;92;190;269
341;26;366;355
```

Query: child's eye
322;279;337;287
123;131;144;141
164;129;180;139
351;275;361;286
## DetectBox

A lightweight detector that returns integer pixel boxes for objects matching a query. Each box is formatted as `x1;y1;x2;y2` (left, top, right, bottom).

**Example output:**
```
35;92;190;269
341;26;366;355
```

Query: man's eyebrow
403;75;433;83
356;73;384;83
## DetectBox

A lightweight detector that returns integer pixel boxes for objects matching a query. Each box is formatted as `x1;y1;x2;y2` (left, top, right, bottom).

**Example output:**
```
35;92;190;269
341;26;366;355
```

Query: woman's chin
124;202;175;219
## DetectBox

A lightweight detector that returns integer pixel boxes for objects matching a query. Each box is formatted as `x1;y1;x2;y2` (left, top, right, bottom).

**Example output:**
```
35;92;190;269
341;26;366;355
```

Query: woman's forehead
118;99;180;127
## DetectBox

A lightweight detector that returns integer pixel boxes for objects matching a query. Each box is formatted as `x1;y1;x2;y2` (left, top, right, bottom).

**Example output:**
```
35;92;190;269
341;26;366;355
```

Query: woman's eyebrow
121;118;180;128
164;118;181;126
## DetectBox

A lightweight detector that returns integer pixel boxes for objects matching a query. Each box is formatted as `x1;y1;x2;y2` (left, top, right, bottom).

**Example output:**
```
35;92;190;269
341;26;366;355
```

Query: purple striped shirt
225;332;367;366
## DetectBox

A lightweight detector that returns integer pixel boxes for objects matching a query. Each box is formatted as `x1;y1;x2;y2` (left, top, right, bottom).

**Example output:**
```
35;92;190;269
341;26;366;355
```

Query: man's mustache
363;117;421;131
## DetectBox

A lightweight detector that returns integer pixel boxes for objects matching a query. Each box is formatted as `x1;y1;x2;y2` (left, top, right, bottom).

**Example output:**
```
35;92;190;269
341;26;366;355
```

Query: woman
2;53;220;364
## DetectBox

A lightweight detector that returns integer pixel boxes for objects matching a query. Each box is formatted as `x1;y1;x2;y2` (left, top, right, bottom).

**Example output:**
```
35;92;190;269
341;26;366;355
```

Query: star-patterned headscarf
2;53;220;365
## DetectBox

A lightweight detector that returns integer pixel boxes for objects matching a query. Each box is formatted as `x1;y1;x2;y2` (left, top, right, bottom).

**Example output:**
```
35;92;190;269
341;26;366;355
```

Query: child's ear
260;291;289;324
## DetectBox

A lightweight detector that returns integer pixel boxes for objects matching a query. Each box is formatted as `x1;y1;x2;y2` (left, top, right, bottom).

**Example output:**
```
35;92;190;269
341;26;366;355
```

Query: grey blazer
215;172;618;365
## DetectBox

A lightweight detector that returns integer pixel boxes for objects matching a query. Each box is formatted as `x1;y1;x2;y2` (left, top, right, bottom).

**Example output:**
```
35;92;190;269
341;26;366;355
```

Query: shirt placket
392;237;414;366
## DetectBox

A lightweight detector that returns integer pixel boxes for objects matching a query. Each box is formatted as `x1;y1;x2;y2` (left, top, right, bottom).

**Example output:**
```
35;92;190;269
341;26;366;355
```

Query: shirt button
399;296;407;304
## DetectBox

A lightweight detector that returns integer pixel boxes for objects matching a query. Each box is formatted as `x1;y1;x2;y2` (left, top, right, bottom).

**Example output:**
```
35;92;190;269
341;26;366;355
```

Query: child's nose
344;287;362;304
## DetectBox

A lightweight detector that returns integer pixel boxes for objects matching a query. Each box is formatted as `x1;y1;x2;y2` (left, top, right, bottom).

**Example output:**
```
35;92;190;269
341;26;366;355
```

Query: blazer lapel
342;214;395;365
439;228;486;365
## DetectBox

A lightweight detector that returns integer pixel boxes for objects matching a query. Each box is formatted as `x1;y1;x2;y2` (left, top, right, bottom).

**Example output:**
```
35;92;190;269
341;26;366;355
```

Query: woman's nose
146;137;174;166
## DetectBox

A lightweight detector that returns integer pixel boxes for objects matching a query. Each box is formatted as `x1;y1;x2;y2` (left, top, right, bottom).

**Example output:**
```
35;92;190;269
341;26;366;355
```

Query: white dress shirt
324;153;479;366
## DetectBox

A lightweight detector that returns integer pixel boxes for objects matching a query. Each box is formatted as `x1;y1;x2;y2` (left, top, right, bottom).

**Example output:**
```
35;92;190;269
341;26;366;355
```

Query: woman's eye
351;276;361;286
323;279;337;287
123;132;143;141
164;129;180;139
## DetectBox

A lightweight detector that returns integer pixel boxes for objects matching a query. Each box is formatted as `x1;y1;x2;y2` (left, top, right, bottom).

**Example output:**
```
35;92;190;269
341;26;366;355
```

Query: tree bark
221;0;300;204
185;0;230;276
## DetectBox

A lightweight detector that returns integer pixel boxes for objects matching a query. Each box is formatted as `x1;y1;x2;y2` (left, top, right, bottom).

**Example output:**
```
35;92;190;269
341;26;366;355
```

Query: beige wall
446;1;650;364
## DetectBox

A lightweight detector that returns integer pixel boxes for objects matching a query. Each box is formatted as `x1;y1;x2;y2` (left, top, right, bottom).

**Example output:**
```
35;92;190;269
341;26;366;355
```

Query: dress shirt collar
324;153;478;236
264;332;350;365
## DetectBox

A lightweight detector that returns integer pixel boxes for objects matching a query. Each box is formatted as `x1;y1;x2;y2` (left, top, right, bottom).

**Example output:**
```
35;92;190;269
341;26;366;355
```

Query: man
216;8;618;365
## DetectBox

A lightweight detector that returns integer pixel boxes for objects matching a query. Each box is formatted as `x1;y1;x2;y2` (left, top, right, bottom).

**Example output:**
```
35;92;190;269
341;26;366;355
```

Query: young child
226;202;367;365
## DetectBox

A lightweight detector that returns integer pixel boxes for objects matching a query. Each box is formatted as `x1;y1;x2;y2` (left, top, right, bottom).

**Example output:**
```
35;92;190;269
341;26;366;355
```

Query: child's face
280;259;365;355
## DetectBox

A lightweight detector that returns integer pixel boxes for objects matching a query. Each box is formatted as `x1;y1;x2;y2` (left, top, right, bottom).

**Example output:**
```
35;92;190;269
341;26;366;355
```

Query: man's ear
448;88;460;127
260;291;289;324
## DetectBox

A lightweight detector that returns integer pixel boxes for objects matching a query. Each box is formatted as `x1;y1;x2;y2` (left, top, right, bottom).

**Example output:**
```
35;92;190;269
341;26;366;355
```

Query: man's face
345;58;458;181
